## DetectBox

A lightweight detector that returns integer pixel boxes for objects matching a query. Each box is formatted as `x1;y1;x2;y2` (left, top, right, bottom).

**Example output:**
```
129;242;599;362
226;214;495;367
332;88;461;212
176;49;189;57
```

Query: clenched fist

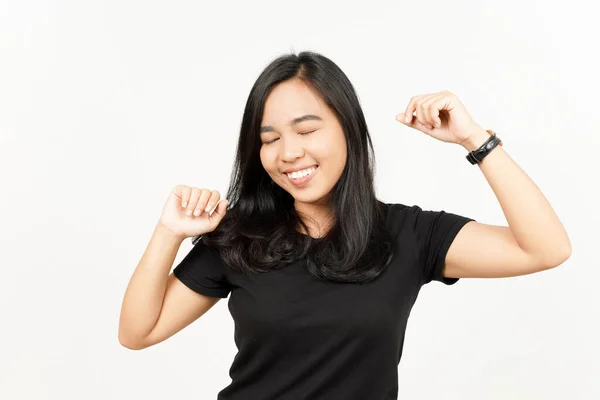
158;185;228;239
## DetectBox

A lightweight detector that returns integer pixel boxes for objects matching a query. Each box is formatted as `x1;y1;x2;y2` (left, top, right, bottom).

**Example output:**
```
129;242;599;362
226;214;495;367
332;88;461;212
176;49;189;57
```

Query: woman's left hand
395;90;486;147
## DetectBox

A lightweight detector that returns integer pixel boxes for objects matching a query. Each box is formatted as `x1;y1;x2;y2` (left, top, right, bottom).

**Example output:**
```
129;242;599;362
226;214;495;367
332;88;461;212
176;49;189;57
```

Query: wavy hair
194;51;395;284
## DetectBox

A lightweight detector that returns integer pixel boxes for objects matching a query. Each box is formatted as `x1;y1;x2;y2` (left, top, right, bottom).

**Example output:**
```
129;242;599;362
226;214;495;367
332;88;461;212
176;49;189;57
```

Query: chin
291;190;331;205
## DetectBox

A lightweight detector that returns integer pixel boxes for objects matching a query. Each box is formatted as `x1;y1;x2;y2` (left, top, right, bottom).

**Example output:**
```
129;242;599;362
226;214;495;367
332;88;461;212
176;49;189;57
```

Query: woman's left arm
396;90;572;279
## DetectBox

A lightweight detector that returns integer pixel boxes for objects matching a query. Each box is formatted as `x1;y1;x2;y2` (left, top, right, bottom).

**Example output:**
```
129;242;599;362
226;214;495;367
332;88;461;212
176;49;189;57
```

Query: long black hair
195;51;395;284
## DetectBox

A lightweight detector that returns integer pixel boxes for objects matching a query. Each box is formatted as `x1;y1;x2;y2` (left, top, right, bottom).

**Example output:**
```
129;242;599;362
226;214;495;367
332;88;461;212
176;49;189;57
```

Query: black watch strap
466;130;502;165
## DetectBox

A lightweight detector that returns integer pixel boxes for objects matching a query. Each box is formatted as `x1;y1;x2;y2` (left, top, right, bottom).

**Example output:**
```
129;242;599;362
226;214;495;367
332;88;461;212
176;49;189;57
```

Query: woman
118;51;571;399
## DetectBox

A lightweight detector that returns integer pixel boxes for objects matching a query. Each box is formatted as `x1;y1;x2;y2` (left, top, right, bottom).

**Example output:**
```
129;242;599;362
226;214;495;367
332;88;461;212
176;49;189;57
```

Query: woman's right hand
158;185;228;239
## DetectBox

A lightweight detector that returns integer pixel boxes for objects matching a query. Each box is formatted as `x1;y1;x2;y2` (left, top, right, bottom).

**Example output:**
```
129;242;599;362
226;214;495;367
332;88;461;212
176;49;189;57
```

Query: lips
282;164;319;174
285;165;318;187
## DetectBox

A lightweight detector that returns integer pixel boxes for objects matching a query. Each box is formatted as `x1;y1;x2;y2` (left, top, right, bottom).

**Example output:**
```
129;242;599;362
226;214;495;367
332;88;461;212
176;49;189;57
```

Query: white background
1;0;598;399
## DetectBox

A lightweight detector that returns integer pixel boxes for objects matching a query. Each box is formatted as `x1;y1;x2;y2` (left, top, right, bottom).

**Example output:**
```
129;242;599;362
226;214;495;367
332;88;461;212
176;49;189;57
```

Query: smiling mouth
285;165;317;179
284;165;318;186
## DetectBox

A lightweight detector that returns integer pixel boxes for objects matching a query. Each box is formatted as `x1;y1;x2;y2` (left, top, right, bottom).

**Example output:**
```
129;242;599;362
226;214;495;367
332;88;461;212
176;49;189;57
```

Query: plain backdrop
1;0;598;399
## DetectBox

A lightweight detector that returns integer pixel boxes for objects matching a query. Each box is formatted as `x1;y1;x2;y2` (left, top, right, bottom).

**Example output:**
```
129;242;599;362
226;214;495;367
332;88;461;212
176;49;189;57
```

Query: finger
415;119;433;132
416;100;431;129
179;185;192;208
433;94;454;125
193;189;212;216
423;94;445;128
403;96;419;124
208;199;228;230
396;110;429;131
186;188;203;216
211;199;228;220
203;190;221;215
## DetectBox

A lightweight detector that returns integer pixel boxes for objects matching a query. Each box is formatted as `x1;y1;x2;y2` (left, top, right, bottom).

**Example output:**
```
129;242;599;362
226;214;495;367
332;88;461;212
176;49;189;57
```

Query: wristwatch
466;129;502;165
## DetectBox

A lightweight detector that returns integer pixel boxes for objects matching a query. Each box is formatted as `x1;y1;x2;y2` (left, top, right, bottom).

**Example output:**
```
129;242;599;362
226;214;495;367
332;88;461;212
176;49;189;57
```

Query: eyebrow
260;114;323;134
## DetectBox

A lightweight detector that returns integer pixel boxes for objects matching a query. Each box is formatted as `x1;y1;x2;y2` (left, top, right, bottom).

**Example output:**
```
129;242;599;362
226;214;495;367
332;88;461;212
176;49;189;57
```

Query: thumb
395;113;411;125
395;112;430;133
210;199;228;222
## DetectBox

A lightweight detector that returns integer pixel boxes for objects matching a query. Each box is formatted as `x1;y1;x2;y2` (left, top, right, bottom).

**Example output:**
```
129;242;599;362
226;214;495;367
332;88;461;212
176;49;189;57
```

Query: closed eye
263;130;316;145
299;130;316;135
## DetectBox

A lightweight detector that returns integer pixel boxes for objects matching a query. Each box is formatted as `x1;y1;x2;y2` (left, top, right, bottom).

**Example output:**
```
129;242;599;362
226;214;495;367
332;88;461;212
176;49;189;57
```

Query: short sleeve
410;206;475;286
172;238;232;298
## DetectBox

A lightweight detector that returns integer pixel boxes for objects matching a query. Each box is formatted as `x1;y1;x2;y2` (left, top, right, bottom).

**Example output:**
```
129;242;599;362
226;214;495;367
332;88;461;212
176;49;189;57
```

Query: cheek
331;147;347;175
260;147;276;173
259;147;267;168
319;132;347;169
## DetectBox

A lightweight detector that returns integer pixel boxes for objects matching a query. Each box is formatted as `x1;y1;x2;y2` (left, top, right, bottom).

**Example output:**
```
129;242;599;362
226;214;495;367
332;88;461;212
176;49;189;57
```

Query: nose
280;135;305;162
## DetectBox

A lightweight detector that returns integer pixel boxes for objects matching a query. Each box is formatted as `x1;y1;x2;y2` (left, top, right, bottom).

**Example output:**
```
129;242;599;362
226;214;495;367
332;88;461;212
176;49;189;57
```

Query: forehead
261;79;327;125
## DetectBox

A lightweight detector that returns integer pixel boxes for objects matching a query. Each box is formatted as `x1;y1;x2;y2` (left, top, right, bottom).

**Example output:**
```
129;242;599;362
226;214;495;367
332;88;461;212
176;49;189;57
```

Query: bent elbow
540;244;572;270
556;244;572;266
118;332;149;351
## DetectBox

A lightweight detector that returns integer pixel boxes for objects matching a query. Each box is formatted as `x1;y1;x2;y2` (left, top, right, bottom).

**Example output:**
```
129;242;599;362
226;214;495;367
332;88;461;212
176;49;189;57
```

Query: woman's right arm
118;186;228;350
118;223;219;350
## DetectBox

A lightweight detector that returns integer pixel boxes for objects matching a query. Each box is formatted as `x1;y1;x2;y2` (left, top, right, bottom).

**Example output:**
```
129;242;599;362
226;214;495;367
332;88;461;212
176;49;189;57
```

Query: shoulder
380;201;422;223
378;201;423;237
380;201;471;238
382;201;472;226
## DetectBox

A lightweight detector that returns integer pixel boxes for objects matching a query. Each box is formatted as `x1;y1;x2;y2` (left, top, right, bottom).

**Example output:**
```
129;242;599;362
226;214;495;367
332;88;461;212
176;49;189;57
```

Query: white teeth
287;167;316;180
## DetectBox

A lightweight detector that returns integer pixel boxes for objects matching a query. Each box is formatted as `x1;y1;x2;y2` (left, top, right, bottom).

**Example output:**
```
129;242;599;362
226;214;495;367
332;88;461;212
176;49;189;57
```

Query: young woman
119;51;571;399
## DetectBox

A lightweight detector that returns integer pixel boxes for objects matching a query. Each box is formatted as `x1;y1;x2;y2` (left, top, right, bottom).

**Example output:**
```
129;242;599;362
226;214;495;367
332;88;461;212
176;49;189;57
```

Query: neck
294;199;333;238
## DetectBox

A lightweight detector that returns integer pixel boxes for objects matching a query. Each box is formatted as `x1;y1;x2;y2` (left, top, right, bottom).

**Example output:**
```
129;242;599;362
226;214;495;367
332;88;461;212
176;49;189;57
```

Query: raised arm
118;186;228;350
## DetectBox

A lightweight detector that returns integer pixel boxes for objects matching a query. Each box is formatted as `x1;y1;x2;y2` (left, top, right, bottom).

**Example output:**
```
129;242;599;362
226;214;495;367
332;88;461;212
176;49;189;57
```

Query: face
259;79;347;212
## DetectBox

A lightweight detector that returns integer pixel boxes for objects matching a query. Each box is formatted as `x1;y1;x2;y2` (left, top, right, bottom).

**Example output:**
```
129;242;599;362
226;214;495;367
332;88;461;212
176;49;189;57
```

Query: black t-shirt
173;202;474;399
